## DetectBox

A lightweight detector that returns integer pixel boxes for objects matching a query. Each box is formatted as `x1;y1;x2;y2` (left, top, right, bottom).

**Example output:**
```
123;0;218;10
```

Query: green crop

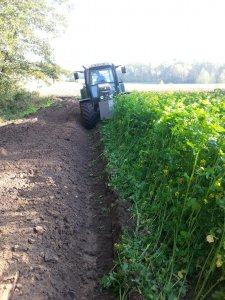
101;91;225;299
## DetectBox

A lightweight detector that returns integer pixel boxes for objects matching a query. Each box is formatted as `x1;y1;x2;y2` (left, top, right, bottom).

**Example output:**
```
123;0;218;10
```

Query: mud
0;99;114;300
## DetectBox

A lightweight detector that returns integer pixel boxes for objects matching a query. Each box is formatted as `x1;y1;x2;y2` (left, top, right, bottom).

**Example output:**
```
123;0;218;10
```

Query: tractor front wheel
80;101;97;129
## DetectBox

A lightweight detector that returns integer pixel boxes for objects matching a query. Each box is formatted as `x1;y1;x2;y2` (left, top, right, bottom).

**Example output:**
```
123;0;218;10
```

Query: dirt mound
0;99;114;299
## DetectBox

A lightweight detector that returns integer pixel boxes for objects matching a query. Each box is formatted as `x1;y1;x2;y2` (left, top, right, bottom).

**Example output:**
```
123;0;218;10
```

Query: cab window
90;68;114;85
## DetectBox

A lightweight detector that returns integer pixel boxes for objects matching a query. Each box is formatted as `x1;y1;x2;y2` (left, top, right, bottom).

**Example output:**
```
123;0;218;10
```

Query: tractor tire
80;101;97;129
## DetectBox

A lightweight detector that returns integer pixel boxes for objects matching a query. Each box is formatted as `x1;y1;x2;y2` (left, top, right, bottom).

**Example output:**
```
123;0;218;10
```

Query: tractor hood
98;83;114;100
89;83;116;99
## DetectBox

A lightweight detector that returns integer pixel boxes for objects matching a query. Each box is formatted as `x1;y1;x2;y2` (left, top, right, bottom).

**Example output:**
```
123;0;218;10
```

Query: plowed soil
0;99;114;300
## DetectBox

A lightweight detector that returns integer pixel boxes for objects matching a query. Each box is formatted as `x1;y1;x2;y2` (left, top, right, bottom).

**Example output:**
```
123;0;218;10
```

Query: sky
52;0;225;70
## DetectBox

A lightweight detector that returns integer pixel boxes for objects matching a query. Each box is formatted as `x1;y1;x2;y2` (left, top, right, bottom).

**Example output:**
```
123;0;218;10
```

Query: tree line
123;62;225;84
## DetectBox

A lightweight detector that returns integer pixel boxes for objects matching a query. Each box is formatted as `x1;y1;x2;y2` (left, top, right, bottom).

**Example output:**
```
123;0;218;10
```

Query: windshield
89;68;114;85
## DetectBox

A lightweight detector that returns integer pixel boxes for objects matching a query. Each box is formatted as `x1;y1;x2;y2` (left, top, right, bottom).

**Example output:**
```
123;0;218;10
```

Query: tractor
74;63;126;129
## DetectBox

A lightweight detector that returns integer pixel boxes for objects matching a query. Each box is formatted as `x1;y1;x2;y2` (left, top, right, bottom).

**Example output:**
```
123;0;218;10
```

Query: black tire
80;101;97;129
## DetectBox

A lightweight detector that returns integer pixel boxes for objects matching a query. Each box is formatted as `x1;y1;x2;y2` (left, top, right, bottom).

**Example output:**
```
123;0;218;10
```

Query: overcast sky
52;0;225;70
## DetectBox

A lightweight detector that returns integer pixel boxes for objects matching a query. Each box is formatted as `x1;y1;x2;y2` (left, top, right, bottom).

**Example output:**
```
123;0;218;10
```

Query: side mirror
74;72;79;80
121;66;126;74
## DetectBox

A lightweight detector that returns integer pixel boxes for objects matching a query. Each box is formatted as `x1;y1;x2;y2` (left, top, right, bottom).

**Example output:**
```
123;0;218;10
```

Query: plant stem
180;151;199;223
194;217;225;300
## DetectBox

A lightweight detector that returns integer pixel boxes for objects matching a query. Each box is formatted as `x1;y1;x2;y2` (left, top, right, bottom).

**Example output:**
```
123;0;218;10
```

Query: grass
101;91;225;299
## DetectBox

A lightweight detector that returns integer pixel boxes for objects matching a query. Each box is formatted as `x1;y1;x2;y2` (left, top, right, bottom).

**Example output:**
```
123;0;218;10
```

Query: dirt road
0;99;114;300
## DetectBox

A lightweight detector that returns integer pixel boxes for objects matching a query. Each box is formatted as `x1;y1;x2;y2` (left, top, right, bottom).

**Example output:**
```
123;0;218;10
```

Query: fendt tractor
74;63;126;129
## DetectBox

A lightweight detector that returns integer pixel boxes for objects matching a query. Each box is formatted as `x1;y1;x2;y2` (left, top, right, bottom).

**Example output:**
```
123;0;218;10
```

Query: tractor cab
74;63;126;129
87;66;117;101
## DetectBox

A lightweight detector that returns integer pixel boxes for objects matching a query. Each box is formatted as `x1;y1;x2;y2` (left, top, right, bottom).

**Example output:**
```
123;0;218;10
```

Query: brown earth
0;99;114;300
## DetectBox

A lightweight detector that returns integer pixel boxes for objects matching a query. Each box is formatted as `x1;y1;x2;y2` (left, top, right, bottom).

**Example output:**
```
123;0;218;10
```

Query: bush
101;91;225;299
0;79;53;120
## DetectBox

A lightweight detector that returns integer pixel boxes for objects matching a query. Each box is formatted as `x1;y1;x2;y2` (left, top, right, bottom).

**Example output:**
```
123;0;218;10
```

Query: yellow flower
200;159;206;166
178;271;183;279
216;255;223;268
216;193;223;200
206;235;214;243
163;169;169;176
214;180;221;188
175;192;180;197
177;270;186;279
201;100;210;105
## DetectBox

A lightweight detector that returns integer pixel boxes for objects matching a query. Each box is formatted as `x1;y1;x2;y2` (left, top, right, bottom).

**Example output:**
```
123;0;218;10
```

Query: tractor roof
86;62;113;69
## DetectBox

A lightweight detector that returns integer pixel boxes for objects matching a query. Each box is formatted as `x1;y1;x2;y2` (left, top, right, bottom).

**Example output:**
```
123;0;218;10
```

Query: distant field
26;81;225;97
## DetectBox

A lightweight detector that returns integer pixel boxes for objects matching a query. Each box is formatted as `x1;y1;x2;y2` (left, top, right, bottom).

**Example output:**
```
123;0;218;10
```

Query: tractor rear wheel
80;101;97;129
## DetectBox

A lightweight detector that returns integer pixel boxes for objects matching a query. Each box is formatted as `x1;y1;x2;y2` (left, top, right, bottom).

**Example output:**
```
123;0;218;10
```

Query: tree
218;69;225;83
196;68;212;84
0;0;70;81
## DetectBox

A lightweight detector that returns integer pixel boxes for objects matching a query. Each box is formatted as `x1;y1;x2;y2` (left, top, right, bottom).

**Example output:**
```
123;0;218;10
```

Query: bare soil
0;99;114;300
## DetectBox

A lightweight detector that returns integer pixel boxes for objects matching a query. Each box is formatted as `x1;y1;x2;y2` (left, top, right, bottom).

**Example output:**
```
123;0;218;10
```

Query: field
26;81;225;97
0;100;114;299
2;82;225;299
101;91;225;299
